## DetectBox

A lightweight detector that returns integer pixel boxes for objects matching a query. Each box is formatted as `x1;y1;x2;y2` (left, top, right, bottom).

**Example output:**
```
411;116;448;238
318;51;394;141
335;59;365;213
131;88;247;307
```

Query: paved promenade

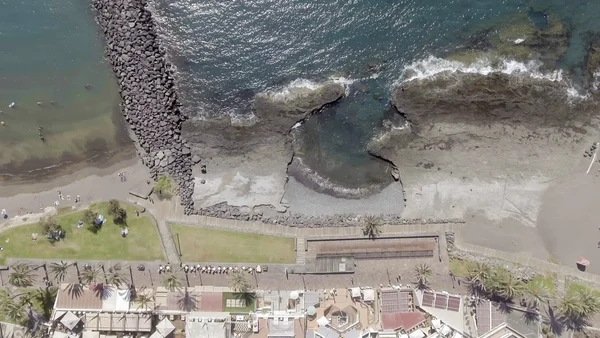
2;194;599;292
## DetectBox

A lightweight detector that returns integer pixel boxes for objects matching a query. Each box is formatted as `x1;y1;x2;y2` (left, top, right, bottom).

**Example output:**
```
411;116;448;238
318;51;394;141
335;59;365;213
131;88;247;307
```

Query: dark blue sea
3;0;600;188
147;0;600;190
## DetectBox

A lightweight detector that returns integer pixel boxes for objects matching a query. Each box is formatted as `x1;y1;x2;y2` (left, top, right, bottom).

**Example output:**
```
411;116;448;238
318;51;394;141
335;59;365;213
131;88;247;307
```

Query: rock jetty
91;0;196;213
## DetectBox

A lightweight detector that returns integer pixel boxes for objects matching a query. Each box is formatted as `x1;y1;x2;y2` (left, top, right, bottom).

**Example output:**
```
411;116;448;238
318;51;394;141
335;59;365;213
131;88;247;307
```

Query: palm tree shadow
96;284;110;298
234;292;257;308
521;309;540;326
543;306;564;336
67;284;84;299
495;301;514;315
177;288;198;312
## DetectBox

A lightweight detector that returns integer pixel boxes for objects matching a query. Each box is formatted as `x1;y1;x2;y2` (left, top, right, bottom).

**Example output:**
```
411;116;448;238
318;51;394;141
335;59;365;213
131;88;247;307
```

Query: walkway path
138;197;600;287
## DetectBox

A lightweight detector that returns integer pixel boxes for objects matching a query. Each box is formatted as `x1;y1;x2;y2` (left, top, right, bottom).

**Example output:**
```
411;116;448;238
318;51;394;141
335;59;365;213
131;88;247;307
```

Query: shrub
39;217;65;243
107;200;120;217
154;176;175;199
82;209;97;225
113;207;127;226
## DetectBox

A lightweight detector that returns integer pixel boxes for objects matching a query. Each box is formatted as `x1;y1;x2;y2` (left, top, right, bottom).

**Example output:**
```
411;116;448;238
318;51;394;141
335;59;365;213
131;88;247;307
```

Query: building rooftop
415;289;465;334
476;301;505;336
381;289;414;313
55;284;103;311
185;312;230;338
382;312;427;332
476;301;540;338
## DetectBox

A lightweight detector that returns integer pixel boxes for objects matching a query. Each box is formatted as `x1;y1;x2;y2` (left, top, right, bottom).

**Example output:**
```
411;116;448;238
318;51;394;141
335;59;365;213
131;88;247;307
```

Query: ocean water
0;0;132;183
146;0;600;192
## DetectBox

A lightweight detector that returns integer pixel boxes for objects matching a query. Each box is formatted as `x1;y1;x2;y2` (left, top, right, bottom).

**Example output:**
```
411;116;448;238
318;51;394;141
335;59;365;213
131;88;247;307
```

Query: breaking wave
398;56;590;101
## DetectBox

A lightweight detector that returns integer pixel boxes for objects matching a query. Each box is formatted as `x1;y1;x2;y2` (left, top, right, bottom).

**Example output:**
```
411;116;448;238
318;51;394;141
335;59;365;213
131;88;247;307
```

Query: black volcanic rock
91;0;195;212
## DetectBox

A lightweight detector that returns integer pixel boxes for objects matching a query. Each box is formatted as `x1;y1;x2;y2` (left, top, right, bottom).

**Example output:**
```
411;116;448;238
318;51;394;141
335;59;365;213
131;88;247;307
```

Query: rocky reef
182;82;346;215
92;0;196;211
368;63;600;223
448;12;569;69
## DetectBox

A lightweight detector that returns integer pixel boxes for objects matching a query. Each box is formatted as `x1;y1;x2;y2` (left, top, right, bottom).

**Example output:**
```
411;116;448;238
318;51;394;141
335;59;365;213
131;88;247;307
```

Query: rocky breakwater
92;0;195;212
182;82;345;215
369;68;600;225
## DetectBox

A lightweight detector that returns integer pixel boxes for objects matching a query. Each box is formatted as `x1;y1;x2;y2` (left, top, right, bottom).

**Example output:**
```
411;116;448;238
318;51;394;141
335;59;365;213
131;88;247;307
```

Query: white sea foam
398;55;590;101
593;70;600;90
330;73;380;95
269;78;322;101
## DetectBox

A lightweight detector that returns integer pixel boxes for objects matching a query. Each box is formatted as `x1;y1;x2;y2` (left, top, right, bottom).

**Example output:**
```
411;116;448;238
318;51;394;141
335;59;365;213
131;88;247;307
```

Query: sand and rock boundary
91;0;197;214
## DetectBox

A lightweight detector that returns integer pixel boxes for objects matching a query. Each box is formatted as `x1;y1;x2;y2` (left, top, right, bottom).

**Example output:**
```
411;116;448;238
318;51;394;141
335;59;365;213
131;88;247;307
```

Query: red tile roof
382;312;426;332
198;292;223;312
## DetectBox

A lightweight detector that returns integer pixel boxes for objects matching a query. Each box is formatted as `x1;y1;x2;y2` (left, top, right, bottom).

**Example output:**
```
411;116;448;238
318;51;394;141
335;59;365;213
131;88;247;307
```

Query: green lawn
449;258;472;277
169;224;296;264
0;202;165;264
222;292;256;313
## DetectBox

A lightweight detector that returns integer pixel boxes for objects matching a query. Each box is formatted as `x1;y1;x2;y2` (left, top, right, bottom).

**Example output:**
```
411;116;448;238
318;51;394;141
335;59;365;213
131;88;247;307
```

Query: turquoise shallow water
146;0;600;190
0;0;131;182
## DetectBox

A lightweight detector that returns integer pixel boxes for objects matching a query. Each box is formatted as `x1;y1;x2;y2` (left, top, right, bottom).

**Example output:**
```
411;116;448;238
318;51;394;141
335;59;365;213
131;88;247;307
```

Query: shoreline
0;155;139;198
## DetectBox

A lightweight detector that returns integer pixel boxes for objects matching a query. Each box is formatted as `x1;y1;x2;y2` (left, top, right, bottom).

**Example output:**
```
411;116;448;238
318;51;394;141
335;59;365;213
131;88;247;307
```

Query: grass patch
170;224;296;264
449;258;472;278
0;202;164;264
222;292;256;313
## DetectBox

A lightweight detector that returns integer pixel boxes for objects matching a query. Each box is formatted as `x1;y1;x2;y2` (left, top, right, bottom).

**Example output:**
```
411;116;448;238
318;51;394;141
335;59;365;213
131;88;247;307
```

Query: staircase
296;237;306;265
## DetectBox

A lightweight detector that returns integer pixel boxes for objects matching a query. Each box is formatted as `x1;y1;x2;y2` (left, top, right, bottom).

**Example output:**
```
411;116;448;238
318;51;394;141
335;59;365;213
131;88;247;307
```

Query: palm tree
49;261;71;284
523;278;552;310
33;286;58;319
492;269;524;301
0;290;27;325
466;262;491;296
134;287;155;312
565;286;600;324
107;264;128;287
559;292;583;320
163;272;182;291
81;266;102;285
362;215;382;239
230;272;252;293
1;296;26;324
413;263;432;290
9;263;35;287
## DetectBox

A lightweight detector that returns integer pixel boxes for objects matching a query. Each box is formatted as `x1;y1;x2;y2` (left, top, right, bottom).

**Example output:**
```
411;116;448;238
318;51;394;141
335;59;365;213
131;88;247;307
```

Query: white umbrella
149;331;163;338
155;318;175;337
307;306;317;316
60;311;81;330
289;291;299;300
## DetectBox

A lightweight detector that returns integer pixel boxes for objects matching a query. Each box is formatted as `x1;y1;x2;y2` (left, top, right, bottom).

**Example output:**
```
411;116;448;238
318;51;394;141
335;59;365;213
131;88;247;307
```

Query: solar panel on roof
422;291;435;307
447;296;460;312
399;291;410;312
434;294;448;309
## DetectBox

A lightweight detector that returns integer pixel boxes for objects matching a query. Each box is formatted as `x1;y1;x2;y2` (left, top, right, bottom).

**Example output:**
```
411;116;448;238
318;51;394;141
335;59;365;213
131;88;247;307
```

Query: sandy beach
0;158;151;227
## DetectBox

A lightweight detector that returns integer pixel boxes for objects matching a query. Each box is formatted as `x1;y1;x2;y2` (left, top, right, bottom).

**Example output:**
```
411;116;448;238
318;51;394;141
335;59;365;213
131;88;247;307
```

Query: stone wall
91;0;196;213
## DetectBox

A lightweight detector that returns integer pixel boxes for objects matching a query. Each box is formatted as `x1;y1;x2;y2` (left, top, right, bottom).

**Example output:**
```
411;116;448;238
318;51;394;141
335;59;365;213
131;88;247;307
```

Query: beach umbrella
155;318;175;337
290;291;299;300
60;311;81;330
307;306;317;316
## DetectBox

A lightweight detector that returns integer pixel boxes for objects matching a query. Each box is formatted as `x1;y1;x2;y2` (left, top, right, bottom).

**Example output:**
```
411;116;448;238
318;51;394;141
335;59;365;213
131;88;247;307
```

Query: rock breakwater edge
91;0;461;227
92;0;197;213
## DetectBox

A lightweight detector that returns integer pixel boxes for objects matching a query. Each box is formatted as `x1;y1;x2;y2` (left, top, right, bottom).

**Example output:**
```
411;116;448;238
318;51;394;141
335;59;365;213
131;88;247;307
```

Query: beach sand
536;159;600;274
0;158;151;226
283;177;404;216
